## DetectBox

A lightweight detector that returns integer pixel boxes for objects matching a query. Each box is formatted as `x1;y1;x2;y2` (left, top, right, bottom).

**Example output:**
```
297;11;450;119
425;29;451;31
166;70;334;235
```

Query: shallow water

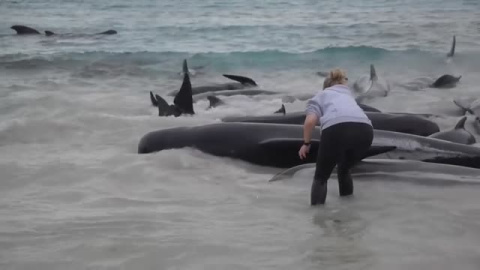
1;0;480;269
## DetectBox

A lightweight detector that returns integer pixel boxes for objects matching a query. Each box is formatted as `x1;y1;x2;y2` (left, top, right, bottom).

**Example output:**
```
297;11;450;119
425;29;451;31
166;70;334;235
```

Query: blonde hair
325;68;348;88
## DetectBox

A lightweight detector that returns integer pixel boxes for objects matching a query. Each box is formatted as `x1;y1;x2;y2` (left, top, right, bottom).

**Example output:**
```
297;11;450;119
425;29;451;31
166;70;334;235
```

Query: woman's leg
311;126;341;205
336;151;354;196
336;123;374;197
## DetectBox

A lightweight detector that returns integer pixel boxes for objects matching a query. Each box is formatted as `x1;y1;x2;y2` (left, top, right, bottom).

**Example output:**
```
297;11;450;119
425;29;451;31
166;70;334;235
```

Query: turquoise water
1;0;480;70
1;1;480;269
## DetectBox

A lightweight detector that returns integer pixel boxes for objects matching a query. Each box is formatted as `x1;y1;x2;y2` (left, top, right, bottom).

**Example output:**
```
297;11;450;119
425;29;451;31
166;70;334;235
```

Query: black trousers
311;122;374;205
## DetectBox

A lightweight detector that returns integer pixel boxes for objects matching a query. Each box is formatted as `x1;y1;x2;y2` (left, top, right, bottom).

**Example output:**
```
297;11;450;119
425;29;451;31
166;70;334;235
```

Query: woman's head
324;68;348;89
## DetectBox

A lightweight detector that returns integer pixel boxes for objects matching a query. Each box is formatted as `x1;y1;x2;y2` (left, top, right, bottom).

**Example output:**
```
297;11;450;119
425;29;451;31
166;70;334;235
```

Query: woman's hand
299;113;318;160
298;144;311;160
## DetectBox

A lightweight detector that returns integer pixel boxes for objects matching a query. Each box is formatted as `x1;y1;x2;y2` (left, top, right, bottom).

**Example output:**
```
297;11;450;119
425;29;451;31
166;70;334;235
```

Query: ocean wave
0;46;476;75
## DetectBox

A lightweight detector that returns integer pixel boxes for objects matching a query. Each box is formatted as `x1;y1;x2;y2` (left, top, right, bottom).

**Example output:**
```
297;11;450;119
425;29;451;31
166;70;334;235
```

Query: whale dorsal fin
274;104;286;115
182;59;188;74
44;30;55;36
447;35;456;57
222;74;257;86
150;91;158;106
455;116;467;129
370;64;377;81
173;60;194;115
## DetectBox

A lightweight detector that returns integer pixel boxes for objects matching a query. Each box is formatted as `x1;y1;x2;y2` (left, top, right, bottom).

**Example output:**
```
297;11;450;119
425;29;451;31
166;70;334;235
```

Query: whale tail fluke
154;94;177;117
149;91;182;117
150;91;158;106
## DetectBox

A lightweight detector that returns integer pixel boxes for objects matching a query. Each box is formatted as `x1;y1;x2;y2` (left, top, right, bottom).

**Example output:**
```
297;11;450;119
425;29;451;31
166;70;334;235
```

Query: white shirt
305;84;372;130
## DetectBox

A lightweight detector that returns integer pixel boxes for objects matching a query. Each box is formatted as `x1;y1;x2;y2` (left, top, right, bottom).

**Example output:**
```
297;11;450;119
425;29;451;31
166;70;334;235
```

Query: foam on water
1;0;480;269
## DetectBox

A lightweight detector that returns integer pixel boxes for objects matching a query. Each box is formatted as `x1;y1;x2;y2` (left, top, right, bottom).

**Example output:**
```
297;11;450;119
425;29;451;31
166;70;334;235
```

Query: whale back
11;25;40;35
428;117;476;145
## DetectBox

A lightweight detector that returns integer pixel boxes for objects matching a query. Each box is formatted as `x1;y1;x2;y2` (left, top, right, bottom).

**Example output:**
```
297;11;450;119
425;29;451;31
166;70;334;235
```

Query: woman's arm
303;113;318;144
299;113;319;160
299;95;322;160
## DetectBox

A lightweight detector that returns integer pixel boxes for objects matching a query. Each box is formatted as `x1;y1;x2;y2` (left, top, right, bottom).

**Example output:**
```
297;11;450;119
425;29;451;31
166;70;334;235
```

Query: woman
298;69;374;205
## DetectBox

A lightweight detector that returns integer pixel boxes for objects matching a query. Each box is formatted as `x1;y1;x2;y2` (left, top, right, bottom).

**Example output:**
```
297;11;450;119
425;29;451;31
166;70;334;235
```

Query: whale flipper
269;163;315;182
260;138;396;160
274;104;286;115
447;35;456;57
455;116;467;129
10;25;40;35
222;74;257;86
150;91;158;107
173;60;194;115
207;96;224;108
267;145;397;182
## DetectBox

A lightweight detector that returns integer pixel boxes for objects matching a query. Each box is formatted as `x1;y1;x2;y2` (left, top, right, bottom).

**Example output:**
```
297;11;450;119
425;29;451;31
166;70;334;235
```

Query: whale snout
138;127;190;154
138;130;169;154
